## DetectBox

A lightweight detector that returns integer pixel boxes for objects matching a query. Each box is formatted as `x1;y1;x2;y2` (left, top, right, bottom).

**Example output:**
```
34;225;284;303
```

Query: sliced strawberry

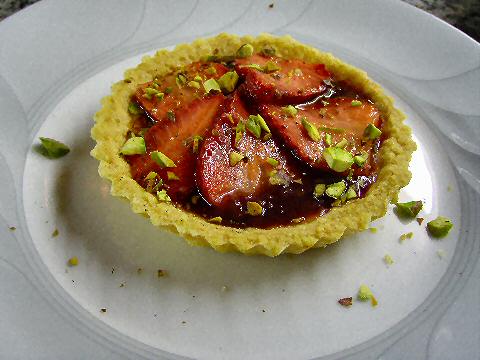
197;93;299;209
259;97;382;175
235;54;330;104
134;62;229;123
127;94;225;201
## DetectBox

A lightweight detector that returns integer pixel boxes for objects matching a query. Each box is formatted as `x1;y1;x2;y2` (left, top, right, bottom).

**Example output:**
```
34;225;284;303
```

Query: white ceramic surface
1;1;479;359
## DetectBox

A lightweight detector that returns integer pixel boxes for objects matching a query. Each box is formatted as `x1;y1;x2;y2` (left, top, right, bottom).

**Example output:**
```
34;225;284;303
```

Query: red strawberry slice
235;54;330;104
259;97;382;175
134;62;229;123
127;94;225;201
197;93;299;209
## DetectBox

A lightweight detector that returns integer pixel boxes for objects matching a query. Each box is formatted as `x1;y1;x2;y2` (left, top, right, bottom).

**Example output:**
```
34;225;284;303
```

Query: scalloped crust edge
90;33;416;257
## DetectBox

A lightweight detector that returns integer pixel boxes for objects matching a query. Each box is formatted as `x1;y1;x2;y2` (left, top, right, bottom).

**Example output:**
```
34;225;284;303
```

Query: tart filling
91;34;416;256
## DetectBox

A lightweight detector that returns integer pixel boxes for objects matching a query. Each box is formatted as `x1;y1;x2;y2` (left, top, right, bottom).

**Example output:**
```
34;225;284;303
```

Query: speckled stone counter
1;0;478;41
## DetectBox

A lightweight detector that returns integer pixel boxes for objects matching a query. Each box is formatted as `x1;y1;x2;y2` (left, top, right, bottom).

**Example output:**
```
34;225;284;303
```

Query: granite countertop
0;0;478;41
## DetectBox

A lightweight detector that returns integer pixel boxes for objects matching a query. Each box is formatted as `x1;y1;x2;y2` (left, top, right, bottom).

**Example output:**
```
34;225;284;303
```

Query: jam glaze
125;57;382;229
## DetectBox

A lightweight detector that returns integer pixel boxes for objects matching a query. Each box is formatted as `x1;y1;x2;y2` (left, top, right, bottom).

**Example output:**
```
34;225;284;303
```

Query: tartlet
91;33;416;256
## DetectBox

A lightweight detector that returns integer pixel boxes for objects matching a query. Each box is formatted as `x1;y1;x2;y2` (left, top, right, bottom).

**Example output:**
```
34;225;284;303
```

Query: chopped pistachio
363;123;382;140
351;100;362;107
325;181;347;199
353;152;368;167
68;256;79;267
249;114;270;133
346;187;357;200
187;81;200;89
241;63;264;71
128;102;143;115
282;105;297;117
260;45;276;56
246;116;262;138
369;227;378;233
192;135;203;154
155;92;165;101
151;151;176;168
371;295;378;307
301;117;321;142
427;216;453;238
156;189;171;202
263;61;280;73
399;232;414;242
175;73;187;87
167;110;176;122
144;87;159;97
229;151;245;166
269;170;289;186
335;138;348;149
384;254;394;265
236;43;254;58
217;71;239;93
357;284;373;301
194;75;203;82
235;121;246;146
323;147;354;172
209;216;222;224
395;200;423;218
206;66;217;75
167;171;180;181
313;184;326;197
51;228;59;238
38;137;70;158
203;78;221;93
247;201;263;216
145;171;157;180
164;86;173;94
325;133;332;146
120;137;146;155
267;157;279;167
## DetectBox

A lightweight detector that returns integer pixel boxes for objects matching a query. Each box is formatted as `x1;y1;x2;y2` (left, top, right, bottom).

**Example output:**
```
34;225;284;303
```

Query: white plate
1;1;479;359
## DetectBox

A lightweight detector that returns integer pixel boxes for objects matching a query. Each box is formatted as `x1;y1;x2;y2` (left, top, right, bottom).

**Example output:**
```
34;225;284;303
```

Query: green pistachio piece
235;121;246;147
346;187;357;200
363;123;382;140
203;78;221;93
282;105;297;117
144;87;159;96
427;216;453;238
145;171;157;180
395;200;423;218
301;117;321;142
155;92;165;101
353;152;368;167
164;86;173;94
128;102;143;115
38;137;70;158
325;181;347;199
269;170;289;186
335;138;348;148
209;216;222;224
241;63;264;71
119;136;146;155
192;135;203;154
194;75;203;82
187;81;200;89
156;190;171;202
267;157;279;167
325;133;332;146
167;171;180;181
229;151;245;166
175;73;187;87
357;284;373;301
151;151;176;168
217;71;239;93
263;61;280;73
384;254;394;265
236;43;254;58
351;100;362;107
246;116;262;138
323;147;354;172
250;114;270;133
313;184;326;198
247;201;263;216
206;66;217;75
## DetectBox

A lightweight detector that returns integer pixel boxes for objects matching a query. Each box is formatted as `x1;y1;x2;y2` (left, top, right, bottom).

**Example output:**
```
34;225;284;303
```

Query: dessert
91;33;415;256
